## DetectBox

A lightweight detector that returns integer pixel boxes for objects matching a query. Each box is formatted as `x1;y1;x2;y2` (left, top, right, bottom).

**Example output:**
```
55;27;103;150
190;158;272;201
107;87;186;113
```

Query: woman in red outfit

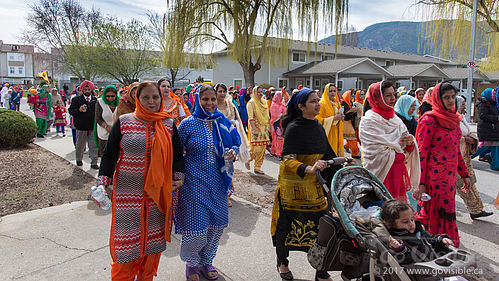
414;82;471;246
359;81;421;201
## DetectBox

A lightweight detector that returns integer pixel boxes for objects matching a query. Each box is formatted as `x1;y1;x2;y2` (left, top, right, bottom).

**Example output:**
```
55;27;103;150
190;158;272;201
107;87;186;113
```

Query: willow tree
417;0;499;71
165;0;349;87
149;11;212;87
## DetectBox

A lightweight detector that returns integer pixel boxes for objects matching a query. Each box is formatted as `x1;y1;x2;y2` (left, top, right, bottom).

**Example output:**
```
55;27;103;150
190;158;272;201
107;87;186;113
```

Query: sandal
186;265;200;281
276;263;293;280
200;265;219;280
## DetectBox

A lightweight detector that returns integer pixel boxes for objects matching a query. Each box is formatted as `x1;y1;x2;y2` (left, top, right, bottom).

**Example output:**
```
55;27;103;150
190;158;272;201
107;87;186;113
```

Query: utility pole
465;0;478;122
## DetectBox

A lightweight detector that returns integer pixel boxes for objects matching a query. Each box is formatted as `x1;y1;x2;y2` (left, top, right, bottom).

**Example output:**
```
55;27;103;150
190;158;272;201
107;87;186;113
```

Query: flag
37;71;49;82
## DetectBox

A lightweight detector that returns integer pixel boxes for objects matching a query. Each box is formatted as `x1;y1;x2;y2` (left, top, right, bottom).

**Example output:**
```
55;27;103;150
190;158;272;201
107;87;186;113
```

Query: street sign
467;61;476;68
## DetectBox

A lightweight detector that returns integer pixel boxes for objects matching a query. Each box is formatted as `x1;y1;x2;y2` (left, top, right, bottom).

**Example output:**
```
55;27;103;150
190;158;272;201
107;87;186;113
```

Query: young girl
378;199;454;265
53;100;68;137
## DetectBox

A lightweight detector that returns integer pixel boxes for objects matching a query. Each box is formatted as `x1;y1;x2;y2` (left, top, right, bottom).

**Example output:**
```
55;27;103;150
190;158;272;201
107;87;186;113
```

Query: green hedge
0;109;37;148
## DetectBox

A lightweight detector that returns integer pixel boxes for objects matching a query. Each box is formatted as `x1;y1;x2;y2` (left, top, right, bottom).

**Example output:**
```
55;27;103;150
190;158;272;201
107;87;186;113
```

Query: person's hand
172;180;184;191
465;136;476;144
462;177;471;193
306;160;329;173
389;236;402;248
225;149;237;162
333;112;345;121
347;106;357;114
412;185;426;201
442;238;454;247
399;136;413;147
79;105;87;112
343;157;357;167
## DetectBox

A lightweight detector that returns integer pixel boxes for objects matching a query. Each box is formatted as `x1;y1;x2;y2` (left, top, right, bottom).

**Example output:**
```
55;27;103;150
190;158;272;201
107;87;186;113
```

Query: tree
416;0;499;71
93;19;158;84
23;0;103;81
147;11;210;87
165;0;349;87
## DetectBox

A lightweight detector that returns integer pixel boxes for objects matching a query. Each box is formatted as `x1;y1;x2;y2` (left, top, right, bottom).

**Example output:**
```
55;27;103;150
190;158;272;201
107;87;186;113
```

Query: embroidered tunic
97;113;184;263
175;116;240;235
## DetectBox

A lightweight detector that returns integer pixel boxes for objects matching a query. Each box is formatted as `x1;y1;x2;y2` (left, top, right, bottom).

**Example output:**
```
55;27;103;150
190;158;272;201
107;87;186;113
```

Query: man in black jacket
68;80;99;169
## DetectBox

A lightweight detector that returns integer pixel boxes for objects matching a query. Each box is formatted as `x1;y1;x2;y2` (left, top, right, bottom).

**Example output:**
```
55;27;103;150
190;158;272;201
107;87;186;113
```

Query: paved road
0;99;497;280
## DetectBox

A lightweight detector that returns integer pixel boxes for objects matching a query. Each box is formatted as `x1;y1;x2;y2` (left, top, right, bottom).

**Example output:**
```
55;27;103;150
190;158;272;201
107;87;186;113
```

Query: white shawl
359;110;421;189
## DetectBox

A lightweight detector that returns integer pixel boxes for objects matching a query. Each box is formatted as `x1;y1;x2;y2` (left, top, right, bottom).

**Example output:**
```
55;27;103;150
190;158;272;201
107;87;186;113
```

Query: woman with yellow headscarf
316;83;345;156
245;86;271;174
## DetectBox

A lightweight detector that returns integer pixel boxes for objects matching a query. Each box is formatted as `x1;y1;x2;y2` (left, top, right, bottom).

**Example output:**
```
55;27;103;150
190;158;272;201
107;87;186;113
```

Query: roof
386;64;449;78
483;72;499;81
443;67;489;81
284;57;393;77
0;41;35;53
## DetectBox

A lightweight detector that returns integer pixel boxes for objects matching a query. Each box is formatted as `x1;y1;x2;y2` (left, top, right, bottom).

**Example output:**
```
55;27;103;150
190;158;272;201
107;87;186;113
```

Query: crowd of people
3;79;498;280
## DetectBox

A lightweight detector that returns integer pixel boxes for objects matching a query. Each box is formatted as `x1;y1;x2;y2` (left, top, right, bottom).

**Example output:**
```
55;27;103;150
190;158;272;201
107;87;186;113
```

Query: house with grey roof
211;38;498;91
0;40;35;85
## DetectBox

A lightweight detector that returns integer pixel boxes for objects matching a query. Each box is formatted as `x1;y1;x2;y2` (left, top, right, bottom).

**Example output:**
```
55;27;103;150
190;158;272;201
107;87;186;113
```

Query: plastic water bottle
91;186;111;210
420;193;431;201
224;148;234;176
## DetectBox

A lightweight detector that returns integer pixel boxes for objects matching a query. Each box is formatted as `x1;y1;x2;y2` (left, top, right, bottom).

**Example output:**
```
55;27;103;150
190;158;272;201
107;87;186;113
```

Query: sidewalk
0;100;324;280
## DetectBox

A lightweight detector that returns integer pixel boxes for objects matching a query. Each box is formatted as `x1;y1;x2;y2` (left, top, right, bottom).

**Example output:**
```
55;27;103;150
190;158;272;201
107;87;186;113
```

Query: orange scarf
134;98;174;242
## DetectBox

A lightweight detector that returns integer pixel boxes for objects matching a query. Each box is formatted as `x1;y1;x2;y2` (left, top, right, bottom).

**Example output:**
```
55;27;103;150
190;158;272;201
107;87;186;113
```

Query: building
212;39;499;90
0;40;35;85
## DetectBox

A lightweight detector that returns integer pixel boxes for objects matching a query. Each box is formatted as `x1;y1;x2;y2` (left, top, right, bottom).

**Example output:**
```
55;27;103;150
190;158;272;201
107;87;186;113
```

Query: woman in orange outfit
95;81;185;280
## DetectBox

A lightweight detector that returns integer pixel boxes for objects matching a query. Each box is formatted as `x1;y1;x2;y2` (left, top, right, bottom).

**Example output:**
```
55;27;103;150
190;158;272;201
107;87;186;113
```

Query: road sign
467;61;476;68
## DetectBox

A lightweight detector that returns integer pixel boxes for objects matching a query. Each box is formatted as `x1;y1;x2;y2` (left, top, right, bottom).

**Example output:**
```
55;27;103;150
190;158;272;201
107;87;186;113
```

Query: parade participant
68;80;98;168
59;89;67;106
96;81;184;281
415;88;425;105
216;83;249;206
394;94;418;136
359;81;420;201
158;78;191;125
245;86;270;174
94;85;119;157
29;85;52;138
53;100;67;137
115;82;139;121
455;96;493;219
51;87;63;107
316;83;345;156
7;88;13;109
472;88;499;170
176;85;240;281
418;87;433;116
11;86;22;111
270;91;286;157
238;87;250;130
0;84;9;108
281;86;290;105
414;82;471;246
341;90;360;158
271;88;342;281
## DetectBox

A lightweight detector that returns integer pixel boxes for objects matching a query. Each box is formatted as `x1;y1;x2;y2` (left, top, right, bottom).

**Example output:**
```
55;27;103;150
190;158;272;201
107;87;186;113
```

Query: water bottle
420;193;431;202
91;186;111;210
224;148;234;176
339;106;345;114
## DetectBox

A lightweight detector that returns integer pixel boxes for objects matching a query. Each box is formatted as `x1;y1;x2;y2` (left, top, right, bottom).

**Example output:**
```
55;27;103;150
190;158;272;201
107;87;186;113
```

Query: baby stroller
307;163;476;281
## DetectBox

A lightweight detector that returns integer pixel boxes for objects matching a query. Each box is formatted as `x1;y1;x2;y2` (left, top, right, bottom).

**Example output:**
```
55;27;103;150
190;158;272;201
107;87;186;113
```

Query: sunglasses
105;95;116;98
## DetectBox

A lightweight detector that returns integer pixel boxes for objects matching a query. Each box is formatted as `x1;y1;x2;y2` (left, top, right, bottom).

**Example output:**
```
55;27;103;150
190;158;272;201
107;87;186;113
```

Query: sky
0;0;422;46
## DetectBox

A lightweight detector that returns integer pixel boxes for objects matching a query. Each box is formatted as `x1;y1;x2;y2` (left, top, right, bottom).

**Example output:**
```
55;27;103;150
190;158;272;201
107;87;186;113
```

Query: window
9;67;15;74
278;78;288;88
355;80;363;89
18;67;24;75
395;82;401;89
9;54;15;60
233;79;243;89
385;60;395;67
336;80;343;91
292;53;306;63
315;79;320;88
18;53;24;61
411;82;416;89
306;79;311;87
321;55;333;61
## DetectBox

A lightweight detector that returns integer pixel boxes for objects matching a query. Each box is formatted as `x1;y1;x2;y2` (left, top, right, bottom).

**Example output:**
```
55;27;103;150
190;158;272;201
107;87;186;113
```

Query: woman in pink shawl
270;91;286;157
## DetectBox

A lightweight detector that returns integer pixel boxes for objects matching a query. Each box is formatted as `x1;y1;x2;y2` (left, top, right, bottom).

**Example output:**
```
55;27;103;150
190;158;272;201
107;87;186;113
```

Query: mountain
319;21;432;56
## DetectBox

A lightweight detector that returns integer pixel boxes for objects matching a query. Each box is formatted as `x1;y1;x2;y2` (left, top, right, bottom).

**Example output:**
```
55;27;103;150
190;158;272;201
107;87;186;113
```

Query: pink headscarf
270;91;286;124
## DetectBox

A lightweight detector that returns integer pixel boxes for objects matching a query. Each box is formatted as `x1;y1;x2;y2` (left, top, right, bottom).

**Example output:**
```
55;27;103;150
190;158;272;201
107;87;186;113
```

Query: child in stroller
375;199;454;266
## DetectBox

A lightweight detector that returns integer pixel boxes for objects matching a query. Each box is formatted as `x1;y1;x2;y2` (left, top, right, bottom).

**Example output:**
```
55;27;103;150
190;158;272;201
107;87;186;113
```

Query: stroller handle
315;157;350;185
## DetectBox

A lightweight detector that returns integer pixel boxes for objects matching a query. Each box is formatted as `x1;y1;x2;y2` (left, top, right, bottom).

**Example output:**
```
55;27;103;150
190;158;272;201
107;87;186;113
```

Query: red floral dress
415;115;469;246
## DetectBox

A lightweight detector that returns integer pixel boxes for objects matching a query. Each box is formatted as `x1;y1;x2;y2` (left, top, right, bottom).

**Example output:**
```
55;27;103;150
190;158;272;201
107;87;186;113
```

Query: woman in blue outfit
238;87;251;130
472;88;499;170
176;85;241;281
